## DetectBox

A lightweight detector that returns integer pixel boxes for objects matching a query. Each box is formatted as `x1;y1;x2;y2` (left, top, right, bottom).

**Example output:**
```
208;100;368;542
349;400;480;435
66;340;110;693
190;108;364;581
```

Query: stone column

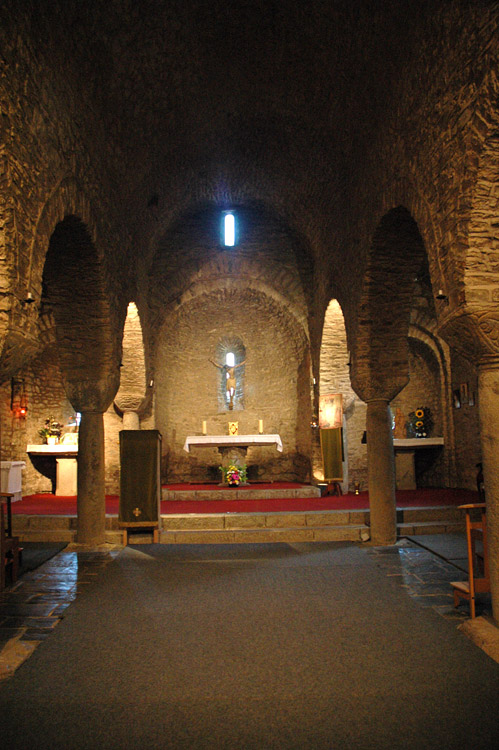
76;411;106;545
122;411;140;430
478;356;499;625
366;399;397;545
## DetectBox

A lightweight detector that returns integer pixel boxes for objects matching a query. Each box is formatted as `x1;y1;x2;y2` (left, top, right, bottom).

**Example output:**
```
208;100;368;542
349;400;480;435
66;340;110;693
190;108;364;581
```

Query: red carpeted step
11;487;479;515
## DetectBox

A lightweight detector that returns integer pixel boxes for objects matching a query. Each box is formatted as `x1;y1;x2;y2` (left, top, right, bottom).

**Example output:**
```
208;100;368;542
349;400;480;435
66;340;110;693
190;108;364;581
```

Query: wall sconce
11;378;28;417
310;415;319;428
436;289;448;303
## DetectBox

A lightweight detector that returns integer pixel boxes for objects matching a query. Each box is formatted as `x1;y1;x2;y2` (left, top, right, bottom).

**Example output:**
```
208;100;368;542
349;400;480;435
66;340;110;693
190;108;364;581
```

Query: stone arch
0;178;98;381
29;178;98;300
42;215;121;411
350;206;427;401
409;308;455;478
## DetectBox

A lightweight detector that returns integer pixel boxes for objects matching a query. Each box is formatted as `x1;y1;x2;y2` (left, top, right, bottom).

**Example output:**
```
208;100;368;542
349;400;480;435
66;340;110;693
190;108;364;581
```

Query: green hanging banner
320;428;343;481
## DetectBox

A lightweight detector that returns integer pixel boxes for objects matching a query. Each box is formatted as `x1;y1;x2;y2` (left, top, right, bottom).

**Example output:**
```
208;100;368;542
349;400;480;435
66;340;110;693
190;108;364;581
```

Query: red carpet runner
11;486;479;515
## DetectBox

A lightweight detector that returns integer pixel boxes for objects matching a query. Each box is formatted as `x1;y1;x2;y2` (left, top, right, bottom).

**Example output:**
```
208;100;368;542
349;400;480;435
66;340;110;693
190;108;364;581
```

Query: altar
27;444;78;495
183;434;283;478
393;437;444;490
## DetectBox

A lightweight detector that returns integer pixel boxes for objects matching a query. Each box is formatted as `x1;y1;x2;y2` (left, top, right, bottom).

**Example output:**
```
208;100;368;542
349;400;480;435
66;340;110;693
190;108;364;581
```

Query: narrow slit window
223;212;235;246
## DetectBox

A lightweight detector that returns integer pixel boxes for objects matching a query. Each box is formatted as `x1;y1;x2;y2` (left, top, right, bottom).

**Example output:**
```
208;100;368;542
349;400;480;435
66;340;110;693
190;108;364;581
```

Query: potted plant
408;407;434;438
39;416;63;445
219;463;247;486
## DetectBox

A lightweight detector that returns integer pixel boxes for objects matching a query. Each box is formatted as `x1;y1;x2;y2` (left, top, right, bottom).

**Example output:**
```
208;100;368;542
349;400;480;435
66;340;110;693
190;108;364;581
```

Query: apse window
223;211;236;246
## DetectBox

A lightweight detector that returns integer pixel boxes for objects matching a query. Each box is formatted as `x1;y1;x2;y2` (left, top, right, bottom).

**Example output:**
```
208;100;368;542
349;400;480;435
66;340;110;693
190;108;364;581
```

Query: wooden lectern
119;430;162;544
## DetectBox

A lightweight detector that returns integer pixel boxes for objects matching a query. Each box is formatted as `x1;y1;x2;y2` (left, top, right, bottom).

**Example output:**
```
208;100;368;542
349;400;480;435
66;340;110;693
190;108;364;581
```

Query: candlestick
202;421;207;435
258;419;263;434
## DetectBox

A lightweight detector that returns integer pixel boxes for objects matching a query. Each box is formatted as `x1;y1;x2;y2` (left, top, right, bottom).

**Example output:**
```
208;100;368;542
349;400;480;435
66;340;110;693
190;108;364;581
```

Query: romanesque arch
351;206;427;401
42;215;121;410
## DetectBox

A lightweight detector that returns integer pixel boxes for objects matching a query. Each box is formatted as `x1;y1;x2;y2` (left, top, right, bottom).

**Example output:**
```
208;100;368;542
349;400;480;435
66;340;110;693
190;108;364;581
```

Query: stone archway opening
114;302;148;429
318;299;367;491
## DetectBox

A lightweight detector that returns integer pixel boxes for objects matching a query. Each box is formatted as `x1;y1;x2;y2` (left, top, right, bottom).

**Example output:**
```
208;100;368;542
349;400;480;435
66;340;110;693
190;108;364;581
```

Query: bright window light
226;352;235;367
224;212;235;246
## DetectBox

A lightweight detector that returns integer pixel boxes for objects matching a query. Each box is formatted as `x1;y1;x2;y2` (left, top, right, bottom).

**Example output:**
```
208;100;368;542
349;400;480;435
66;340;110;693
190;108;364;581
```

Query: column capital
65;373;120;413
438;304;499;364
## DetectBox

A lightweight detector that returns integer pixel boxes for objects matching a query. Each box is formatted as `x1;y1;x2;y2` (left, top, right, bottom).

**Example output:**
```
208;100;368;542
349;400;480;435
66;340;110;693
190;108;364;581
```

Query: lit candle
258;419;263;434
202;421;207;435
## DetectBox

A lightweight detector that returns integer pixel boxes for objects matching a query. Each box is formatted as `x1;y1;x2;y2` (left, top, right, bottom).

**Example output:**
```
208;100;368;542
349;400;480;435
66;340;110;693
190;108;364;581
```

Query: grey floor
0;536;497;749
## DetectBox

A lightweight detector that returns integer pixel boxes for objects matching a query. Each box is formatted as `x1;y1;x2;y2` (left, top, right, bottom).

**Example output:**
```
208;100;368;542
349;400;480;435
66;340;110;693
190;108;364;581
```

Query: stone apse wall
155;287;311;484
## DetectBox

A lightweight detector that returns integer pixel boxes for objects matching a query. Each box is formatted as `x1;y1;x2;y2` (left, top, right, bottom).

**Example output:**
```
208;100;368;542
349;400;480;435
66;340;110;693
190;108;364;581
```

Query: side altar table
27;444;78;495
183;434;283;479
393;437;444;490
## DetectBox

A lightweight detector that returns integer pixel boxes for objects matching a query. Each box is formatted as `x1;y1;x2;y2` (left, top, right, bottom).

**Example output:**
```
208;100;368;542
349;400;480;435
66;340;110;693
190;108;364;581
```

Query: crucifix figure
209;357;246;410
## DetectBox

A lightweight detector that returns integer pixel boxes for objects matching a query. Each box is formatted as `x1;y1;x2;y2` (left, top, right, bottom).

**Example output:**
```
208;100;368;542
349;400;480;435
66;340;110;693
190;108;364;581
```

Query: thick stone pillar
366;399;397;545
123;411;140;430
77;411;106;545
478;356;499;625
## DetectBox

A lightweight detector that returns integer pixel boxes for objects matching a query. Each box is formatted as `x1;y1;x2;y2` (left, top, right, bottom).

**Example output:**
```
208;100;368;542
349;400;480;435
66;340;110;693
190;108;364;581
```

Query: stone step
11;505;465;544
162;485;322;501
159;525;369;544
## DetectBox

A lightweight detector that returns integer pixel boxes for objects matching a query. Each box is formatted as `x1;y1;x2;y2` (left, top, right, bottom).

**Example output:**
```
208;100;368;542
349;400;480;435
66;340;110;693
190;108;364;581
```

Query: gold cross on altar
132;507;142;518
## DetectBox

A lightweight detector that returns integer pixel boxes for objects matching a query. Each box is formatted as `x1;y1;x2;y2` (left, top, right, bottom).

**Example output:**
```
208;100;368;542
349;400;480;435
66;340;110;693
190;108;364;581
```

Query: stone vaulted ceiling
1;0;498;380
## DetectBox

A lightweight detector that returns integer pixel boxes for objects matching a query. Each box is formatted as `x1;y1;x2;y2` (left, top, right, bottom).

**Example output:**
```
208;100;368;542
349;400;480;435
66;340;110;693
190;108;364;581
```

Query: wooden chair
451;503;489;618
1;494;21;591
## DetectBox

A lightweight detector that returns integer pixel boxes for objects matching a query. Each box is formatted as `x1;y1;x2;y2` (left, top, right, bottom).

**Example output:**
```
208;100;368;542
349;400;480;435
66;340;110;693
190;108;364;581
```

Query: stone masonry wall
1;345;74;494
391;339;444;488
449;350;481;491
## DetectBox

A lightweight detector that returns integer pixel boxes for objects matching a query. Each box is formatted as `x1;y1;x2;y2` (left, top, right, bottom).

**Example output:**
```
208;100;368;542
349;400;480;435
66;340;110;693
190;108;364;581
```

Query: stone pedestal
55;458;77;496
395;451;416;490
218;445;248;468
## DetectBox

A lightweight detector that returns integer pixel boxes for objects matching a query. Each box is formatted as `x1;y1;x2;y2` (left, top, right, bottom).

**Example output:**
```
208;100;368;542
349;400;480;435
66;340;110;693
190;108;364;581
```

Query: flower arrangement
38;416;63;443
408;407;433;438
219;463;247;486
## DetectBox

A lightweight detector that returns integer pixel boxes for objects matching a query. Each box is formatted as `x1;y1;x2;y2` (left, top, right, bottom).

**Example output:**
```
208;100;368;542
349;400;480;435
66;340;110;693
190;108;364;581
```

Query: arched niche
213;336;246;412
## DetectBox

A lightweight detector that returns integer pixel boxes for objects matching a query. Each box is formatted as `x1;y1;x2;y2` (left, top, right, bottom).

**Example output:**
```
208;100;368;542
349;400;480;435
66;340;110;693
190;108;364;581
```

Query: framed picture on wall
319;393;343;429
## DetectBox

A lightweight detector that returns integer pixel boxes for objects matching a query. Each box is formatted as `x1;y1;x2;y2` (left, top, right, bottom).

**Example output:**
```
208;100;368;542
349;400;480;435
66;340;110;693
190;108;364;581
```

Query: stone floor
0;534;493;681
0;544;121;680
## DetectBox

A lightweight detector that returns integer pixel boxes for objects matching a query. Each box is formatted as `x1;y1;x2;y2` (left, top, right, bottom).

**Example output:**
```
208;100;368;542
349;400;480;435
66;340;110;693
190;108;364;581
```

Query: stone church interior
1;0;499;671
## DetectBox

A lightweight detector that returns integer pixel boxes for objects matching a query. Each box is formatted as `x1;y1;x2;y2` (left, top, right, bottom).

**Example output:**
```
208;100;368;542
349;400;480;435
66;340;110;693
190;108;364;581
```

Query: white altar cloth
183;434;283;453
393;438;444;449
27;444;78;496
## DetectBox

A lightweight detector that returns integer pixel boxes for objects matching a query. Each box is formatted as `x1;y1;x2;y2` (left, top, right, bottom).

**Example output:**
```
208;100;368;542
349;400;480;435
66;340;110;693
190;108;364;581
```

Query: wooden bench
451;503;489;618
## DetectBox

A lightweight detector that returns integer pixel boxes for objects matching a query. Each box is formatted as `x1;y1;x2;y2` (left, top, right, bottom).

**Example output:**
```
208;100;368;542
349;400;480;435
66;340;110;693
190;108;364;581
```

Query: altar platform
9;487;477;545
